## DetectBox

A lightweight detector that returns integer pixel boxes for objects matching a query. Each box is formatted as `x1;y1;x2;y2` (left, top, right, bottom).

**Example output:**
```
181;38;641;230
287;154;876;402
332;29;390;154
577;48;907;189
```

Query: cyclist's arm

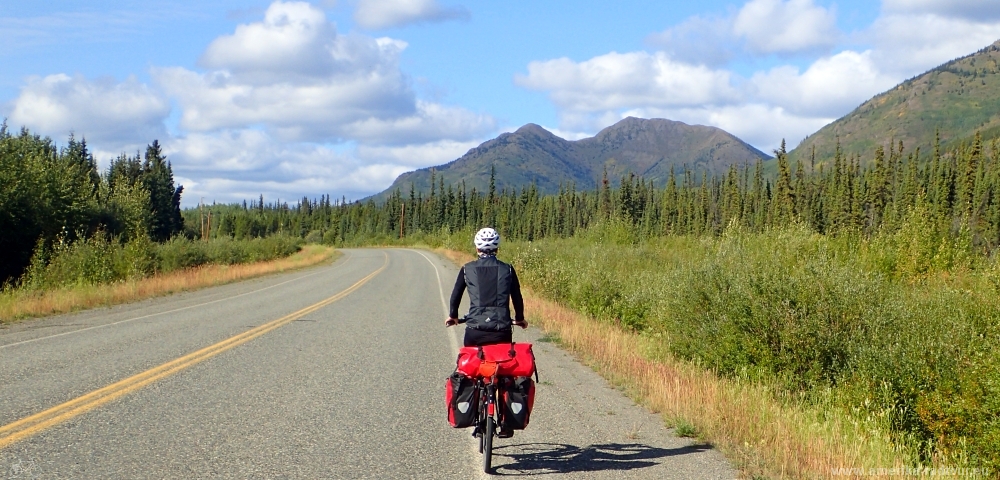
449;267;467;322
510;268;525;323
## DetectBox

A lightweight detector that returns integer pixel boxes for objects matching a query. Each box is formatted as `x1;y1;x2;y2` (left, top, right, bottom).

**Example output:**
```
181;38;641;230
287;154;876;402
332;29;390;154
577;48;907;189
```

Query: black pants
463;328;512;347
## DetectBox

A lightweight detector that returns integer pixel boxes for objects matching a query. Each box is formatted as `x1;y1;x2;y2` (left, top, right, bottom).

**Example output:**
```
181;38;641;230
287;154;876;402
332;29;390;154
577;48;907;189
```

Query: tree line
201;131;1000;260
9;121;1000;283
0;124;183;284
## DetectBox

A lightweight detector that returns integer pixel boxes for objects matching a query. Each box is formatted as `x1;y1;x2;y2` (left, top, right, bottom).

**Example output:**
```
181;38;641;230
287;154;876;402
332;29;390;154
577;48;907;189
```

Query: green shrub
304;230;323;244
503;225;1000;468
17;234;302;290
20;234;155;289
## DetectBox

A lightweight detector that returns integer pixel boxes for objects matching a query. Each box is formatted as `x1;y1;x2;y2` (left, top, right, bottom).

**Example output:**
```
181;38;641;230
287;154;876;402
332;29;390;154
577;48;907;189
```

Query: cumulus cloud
7;73;169;146
164;130;411;204
516;52;739;113
356;138;480;167
750;50;898;117
142;1;496;204
646;0;837;63
733;0;838;55
354;0;469;30
157;1;494;145
683;104;831;152
868;13;1000;75
514;46;888;151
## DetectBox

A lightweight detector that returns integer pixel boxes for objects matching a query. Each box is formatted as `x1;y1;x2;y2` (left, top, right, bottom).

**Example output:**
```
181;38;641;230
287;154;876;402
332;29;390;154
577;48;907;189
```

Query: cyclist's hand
514;319;528;329
445;317;459;327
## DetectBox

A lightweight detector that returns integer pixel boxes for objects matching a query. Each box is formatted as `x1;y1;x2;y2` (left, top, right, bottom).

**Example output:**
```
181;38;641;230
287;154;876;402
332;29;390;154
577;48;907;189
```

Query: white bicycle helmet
474;227;500;252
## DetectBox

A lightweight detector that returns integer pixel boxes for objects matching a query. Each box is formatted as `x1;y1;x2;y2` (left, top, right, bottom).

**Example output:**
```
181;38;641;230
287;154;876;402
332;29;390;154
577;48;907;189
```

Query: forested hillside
790;40;1000;167
0;124;183;284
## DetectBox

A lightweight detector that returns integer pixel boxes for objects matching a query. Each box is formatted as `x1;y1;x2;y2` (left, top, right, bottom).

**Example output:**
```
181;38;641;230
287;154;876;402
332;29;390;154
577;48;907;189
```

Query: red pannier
445;372;478;428
502;376;535;430
456;343;536;378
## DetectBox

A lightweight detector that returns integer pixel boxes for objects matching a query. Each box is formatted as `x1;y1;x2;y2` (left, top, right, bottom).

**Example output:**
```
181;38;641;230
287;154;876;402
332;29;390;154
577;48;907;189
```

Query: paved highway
0;249;735;479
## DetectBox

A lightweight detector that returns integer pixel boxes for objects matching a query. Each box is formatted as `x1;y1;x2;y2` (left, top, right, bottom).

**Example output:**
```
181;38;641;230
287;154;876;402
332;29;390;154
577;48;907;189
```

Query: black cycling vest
463;256;514;332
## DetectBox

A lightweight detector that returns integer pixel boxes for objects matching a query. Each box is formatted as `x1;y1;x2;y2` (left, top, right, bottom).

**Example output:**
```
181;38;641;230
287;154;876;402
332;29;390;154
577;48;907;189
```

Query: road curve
0;248;736;479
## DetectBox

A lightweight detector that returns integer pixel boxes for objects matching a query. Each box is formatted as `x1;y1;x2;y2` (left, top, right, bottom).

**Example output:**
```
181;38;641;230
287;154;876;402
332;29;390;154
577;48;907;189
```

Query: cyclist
445;227;528;346
446;228;528;440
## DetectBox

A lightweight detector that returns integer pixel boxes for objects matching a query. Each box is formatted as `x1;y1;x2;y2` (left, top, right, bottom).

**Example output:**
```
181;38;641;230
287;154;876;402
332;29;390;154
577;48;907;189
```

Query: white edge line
409;248;487;478
0;251;352;351
410;249;460;355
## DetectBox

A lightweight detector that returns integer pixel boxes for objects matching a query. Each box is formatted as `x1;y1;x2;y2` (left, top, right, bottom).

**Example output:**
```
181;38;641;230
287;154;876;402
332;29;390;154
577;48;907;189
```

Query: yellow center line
0;252;389;450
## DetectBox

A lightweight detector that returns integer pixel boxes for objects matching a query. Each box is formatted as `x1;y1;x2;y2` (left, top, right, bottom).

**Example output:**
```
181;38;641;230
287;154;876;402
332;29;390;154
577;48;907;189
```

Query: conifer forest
206;132;1000;260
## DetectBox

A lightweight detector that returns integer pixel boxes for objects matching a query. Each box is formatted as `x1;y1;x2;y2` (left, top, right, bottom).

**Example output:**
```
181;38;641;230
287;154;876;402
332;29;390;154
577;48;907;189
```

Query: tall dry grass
0;245;338;323
439;248;936;479
524;294;919;479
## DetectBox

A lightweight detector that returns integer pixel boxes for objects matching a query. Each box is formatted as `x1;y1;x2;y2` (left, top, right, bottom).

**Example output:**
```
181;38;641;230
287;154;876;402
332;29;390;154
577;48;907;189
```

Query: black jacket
449;255;524;332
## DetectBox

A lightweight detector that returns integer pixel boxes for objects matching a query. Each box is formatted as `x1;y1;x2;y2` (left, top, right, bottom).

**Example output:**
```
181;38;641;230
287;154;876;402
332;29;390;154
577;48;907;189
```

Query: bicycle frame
475;377;499;444
474;365;505;472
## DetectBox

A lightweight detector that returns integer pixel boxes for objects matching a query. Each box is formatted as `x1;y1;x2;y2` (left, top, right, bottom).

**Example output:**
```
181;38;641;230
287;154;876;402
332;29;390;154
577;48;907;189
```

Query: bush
504;224;1000;468
17;234;303;290
21;234;154;289
304;230;323;244
155;235;301;273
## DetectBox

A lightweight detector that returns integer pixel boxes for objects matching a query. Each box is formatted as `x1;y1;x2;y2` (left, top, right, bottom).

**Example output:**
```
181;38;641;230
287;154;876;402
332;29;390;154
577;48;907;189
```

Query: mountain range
376;39;1000;199
378;117;769;197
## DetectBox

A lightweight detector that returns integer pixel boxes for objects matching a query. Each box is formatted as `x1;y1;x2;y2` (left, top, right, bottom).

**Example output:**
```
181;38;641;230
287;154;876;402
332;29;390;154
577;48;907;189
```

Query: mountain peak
373;117;768;200
514;123;553;137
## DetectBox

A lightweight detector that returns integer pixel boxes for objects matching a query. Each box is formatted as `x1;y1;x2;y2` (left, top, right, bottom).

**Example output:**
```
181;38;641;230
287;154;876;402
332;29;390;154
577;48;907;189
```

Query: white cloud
201;1;337;78
156;1;494;145
354;0;469;30
164;130;411;205
7;73;169;146
356;138;480;167
514;46;890;152
868;13;1000;75
515;52;739;113
646;0;838;65
201;2;410;82
883;0;1000;21
750;50;898;117
733;0;838;54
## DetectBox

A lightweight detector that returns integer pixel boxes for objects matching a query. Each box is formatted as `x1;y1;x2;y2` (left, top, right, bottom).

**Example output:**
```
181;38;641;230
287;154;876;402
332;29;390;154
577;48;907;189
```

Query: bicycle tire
478;420;484;454
483;416;494;473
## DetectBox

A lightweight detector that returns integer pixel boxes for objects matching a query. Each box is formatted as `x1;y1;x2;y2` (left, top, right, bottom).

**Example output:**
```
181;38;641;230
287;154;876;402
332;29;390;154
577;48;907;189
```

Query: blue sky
3;0;1000;205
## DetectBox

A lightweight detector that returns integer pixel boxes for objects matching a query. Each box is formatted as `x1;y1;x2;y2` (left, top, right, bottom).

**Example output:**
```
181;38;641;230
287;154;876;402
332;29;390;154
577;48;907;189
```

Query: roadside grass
0;245;338;323
437;246;938;479
520;289;913;478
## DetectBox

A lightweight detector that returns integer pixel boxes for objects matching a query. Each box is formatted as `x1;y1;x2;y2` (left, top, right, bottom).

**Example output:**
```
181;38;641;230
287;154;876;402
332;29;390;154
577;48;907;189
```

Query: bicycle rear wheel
478;419;485;453
483;416;494;473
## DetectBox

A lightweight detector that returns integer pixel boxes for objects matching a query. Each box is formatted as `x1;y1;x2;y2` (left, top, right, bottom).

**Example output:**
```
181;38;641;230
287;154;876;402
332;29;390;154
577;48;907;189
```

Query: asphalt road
0;248;736;479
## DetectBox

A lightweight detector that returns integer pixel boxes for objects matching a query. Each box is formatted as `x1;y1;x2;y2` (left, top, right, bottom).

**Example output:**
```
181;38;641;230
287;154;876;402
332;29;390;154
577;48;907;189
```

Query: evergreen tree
142;140;184;241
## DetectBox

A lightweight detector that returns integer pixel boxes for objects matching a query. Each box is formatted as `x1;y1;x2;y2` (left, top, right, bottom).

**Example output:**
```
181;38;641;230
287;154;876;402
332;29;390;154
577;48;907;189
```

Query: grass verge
0;245;339;323
438;248;928;479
